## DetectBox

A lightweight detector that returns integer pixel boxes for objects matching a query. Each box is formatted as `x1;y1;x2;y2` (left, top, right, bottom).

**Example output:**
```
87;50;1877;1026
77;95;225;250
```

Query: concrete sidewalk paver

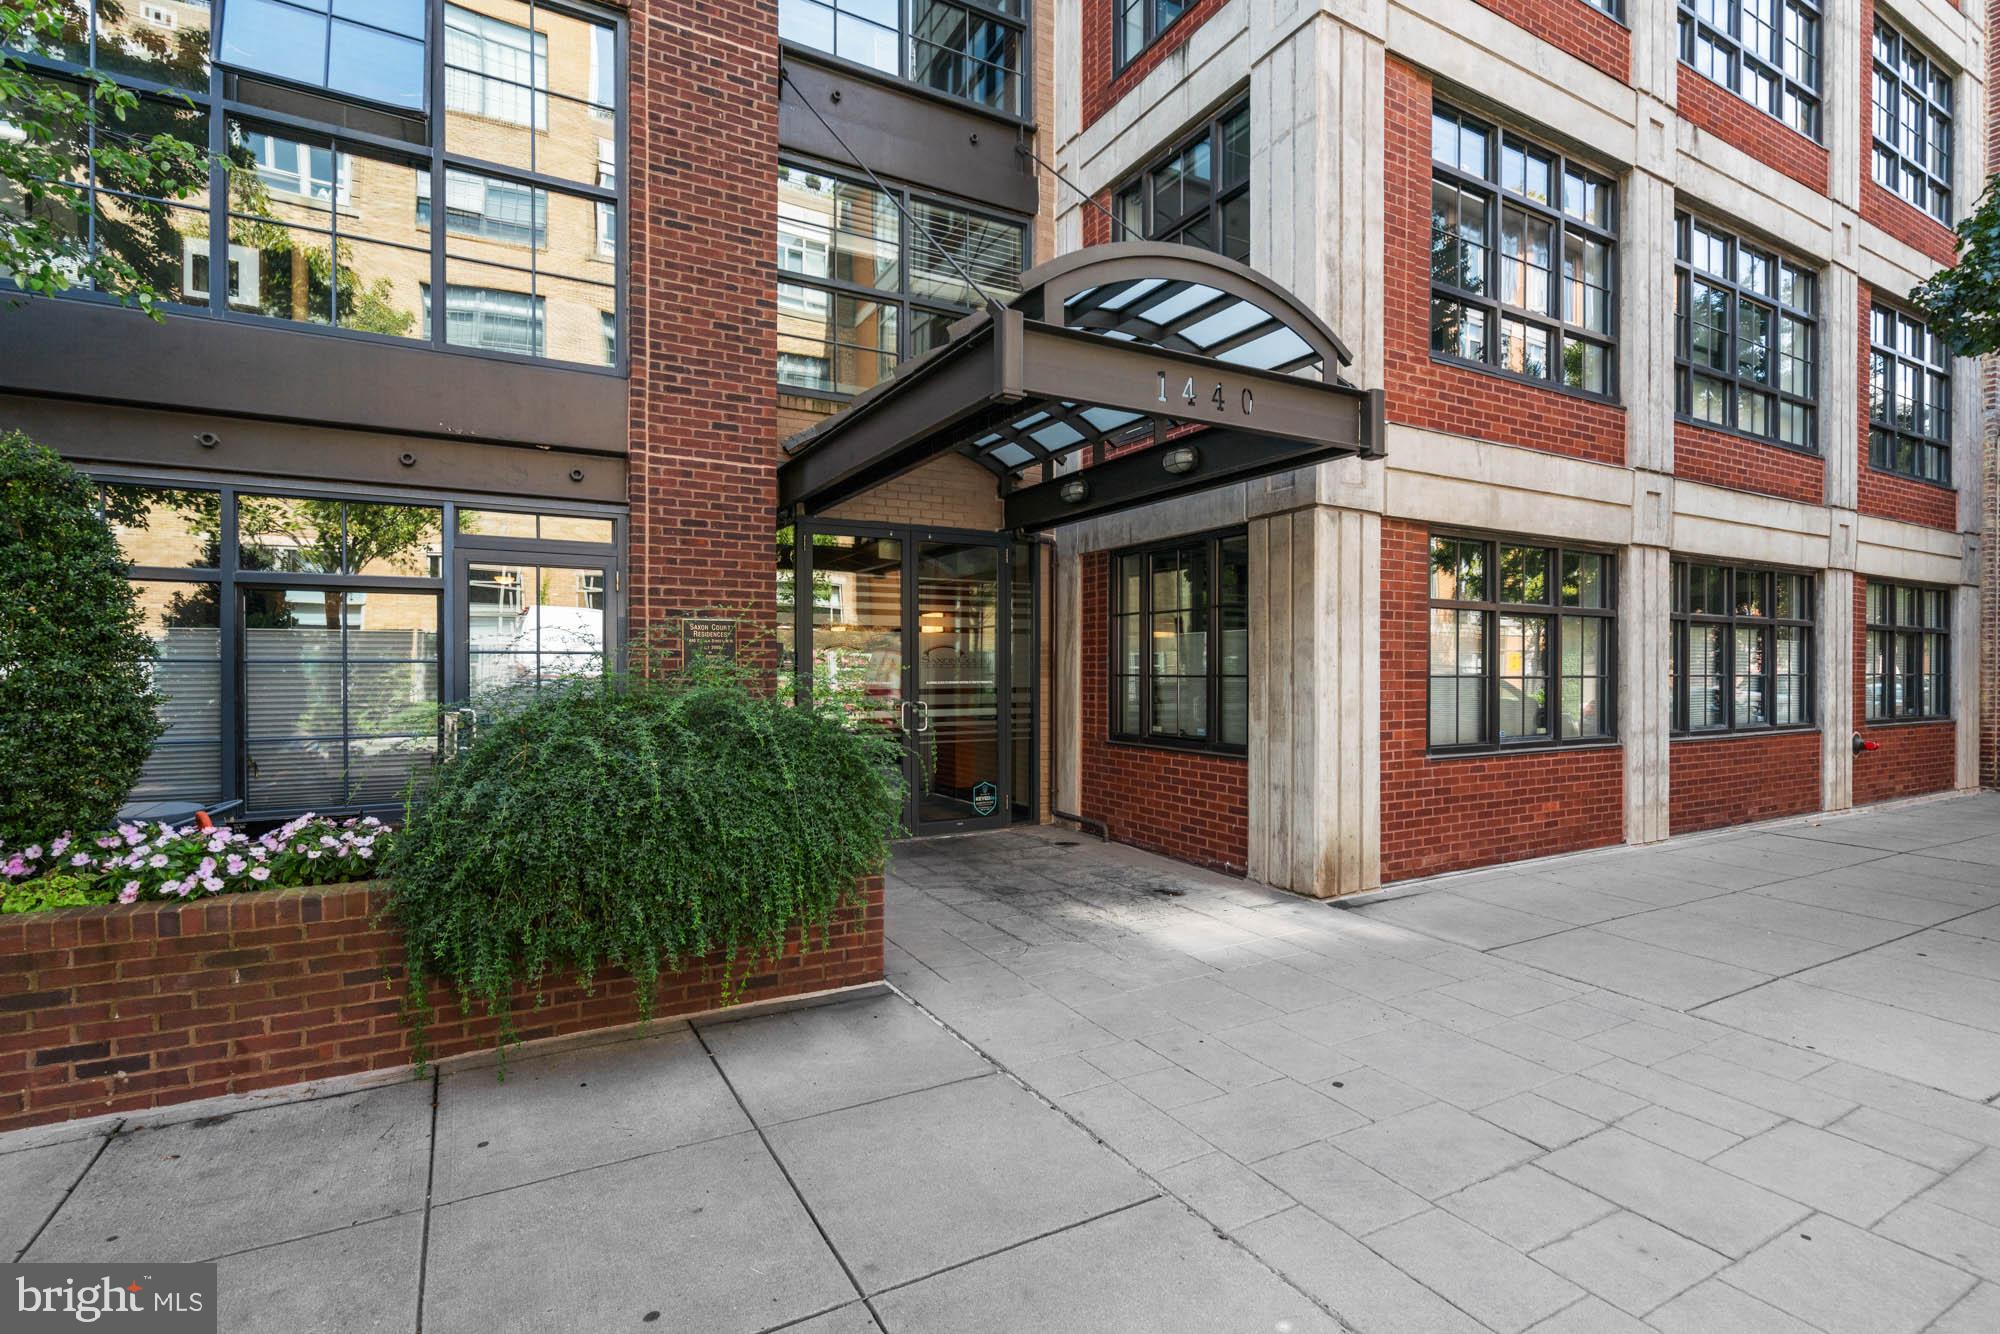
763;1073;1153;1293
423;1131;854;1334
23;1078;432;1263
869;1198;1342;1334
212;1213;421;1334
430;1025;747;1201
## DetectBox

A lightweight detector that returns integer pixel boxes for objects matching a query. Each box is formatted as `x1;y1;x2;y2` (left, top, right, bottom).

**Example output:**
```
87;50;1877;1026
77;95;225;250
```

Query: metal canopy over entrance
777;243;1385;531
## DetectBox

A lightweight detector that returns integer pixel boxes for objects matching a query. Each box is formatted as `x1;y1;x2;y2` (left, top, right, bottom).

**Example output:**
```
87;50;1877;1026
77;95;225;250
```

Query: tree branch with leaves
1;0;209;316
1909;174;2000;359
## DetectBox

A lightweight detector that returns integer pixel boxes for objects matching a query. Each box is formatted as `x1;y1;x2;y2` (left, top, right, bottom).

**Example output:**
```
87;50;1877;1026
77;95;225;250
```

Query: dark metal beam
1003;401;1383;532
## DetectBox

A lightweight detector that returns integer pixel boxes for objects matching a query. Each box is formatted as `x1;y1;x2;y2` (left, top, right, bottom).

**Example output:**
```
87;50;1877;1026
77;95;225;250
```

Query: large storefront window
1670;563;1814;733
1430;104;1617;398
775;162;1026;396
2;0;624;369
1109;531;1247;753
1428;534;1615;752
1865;581;1951;721
779;0;1025;116
1112;101;1249;263
104;480;620;818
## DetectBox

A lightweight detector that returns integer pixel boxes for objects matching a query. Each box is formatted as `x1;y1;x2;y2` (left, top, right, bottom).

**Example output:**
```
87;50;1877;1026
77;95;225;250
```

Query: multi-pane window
1677;0;1822;140
1580;0;1620;14
1115;0;1187;73
1429;105;1617;398
779;0;1025;116
774;162;1026;396
1113;101;1249;263
220;0;429;112
1869;301;1952;485
1872;18;1954;224
1110;531;1248;752
1674;213;1817;451
1671;564;1813;733
1866;582;1951;721
1427;535;1615;752
2;0;624;369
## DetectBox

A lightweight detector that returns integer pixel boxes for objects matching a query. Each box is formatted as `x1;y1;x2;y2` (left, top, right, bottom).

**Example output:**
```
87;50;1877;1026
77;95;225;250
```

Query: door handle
914;699;931;732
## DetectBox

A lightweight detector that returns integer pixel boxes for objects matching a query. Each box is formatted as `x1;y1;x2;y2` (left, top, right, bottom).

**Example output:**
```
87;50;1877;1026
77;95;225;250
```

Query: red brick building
0;0;1984;896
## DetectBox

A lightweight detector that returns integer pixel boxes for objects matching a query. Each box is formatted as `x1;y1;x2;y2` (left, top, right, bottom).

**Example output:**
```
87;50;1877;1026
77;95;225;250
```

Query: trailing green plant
383;663;904;1065
0;872;114;914
0;431;164;842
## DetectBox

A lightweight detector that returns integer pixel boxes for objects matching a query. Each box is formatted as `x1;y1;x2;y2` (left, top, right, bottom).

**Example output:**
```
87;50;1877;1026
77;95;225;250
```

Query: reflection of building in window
244;130;346;204
775;162;1025;396
4;0;623;370
779;0;1023;115
422;284;547;358
418;170;548;247
446;3;549;128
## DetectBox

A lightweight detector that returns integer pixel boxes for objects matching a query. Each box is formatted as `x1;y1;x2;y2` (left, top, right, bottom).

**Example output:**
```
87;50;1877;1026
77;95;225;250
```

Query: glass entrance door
788;523;1016;836
912;539;1009;832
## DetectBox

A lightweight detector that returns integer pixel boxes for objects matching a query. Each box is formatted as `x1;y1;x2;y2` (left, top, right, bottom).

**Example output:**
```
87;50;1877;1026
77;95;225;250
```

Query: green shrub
0;432;163;841
383;670;903;1060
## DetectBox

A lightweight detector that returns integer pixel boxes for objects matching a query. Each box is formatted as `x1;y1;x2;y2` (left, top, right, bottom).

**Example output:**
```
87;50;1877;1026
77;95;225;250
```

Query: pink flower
50;837;70;856
202;876;223;893
249;866;271;882
119;882;140;905
225;855;246;875
148;854;167;869
70;852;91;867
24;845;41;861
306;850;322;860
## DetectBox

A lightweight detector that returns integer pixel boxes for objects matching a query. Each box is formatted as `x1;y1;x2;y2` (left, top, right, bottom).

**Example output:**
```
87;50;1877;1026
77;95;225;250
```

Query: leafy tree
1909;174;2000;357
0;430;163;840
0;0;210;315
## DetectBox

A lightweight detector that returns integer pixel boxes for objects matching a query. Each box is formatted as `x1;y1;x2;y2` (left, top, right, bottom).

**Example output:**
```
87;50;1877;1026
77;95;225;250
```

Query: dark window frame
1865;580;1953;723
1428;103;1620;402
1670;562;1817;736
91;470;625;823
1868;296;1953;488
1673;211;1819;454
1110;98;1250;263
1;0;629;374
1580;0;1624;19
1113;0;1192;75
779;0;1031;121
773;155;1031;400
1107;528;1248;756
1677;0;1824;141
1425;532;1619;757
1871;16;1955;225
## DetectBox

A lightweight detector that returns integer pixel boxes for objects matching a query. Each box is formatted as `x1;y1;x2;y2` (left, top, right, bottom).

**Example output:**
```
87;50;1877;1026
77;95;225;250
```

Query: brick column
626;0;781;659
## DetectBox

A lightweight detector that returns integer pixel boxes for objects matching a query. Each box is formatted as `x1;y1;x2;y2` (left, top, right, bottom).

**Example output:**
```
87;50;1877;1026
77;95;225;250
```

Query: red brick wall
1674;420;1825;504
1676;69;1830;196
1858;0;1959;269
1852;577;1958;804
626;0;781;654
0;879;883;1133
1470;0;1628;81
1077;0;1232;133
1856;290;1960;531
1384;58;1627;467
1379;520;1624;881
1078;553;1249;874
1669;732;1823;835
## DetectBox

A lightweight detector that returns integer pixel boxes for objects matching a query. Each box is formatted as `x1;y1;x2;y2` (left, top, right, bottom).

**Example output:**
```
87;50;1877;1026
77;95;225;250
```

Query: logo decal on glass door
972;782;998;817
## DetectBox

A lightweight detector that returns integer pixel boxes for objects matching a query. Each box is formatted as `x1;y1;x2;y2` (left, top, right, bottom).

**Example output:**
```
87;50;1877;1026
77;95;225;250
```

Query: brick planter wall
0;877;884;1133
